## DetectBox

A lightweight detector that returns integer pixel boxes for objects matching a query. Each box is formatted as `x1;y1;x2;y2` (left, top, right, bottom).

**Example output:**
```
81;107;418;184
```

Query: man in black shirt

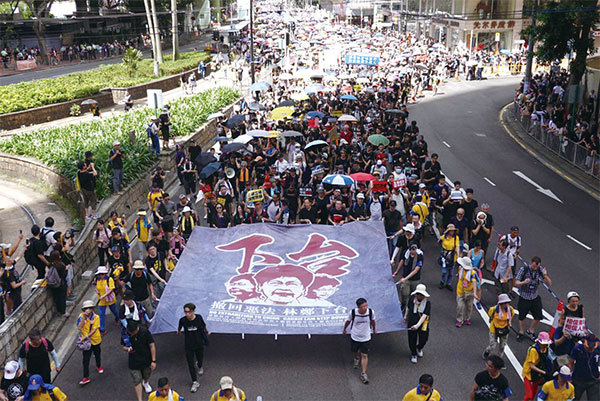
121;321;156;401
109;141;125;195
77;161;97;218
27;225;49;280
469;355;512;401
146;230;170;261
383;200;402;255
145;244;167;299
0;360;29;401
328;200;348;225
177;303;209;393
297;199;317;224
17;329;60;383
123;261;155;317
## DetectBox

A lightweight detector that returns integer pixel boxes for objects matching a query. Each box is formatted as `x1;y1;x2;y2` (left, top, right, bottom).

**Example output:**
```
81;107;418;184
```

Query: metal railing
512;101;600;179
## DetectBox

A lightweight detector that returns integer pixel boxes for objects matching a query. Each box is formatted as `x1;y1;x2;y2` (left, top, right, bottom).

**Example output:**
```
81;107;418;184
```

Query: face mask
395;169;401;174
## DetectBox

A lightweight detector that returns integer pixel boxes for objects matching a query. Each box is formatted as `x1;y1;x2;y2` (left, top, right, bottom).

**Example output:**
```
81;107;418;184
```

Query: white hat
219;376;234;390
0;243;11;249
411;283;430;297
418;183;426;189
476;211;487;220
113;140;120;146
497;293;511;304
3;360;19;380
566;291;580;300
356;193;365;199
403;223;415;234
559;366;572;379
81;300;96;310
182;206;192;213
133;260;145;269
95;266;109;275
376;159;382;166
457;256;473;270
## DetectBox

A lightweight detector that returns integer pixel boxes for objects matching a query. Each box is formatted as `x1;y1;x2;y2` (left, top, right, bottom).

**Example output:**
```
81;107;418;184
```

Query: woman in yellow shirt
77;300;103;385
23;374;68;401
483;293;514;359
107;211;130;243
455;257;481;328
94;266;119;334
438;224;460;290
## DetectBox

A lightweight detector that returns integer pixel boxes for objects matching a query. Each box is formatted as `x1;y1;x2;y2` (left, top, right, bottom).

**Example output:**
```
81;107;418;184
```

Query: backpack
46;265;62;288
24;337;49;353
24;237;39;266
350;308;374;329
40;228;55;252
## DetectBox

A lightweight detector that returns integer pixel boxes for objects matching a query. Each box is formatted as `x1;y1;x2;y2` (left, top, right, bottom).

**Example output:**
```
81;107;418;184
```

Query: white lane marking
512;170;563;203
442;141;451;148
475;133;487;137
474;299;524;380
566;235;592;251
480;279;552;325
483;177;496;186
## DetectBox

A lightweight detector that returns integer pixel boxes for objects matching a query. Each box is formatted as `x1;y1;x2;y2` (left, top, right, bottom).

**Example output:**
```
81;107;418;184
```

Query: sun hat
403;223;415;234
95;266;109;275
220;376;234;390
3;360;19;380
81;300;96;310
113;140;120;146
559;366;571;380
444;224;457;234
133;260;145;270
0;243;12;249
182;206;192;213
137;209;147;216
566;291;580;300
418;183;426;188
497;293;511;304
411;283;430;297
457;256;473;270
356;193;365;199
536;331;552;345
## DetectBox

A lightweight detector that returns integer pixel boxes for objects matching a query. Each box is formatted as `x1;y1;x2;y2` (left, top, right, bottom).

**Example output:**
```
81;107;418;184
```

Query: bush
69;104;81;116
0;87;239;199
0;51;211;115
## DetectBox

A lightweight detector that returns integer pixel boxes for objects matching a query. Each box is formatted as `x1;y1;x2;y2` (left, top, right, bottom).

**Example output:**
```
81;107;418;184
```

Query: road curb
499;103;600;201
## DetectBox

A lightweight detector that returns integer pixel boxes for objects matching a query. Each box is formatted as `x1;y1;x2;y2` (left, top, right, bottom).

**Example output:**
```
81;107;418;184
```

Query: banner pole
241;333;245;340
307;334;311;339
274;334;278;341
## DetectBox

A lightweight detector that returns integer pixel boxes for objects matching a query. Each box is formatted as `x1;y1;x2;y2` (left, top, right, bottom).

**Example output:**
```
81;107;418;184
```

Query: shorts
351;339;370;355
81;188;97;209
130;367;151;385
65;266;74;286
518;296;543;321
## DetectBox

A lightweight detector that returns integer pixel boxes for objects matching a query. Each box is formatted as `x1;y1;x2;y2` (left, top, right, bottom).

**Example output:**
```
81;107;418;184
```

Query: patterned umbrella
323;174;354;186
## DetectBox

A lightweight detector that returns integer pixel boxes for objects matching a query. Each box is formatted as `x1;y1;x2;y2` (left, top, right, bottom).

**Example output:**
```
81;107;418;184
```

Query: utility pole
143;0;159;75
250;0;255;84
523;0;538;93
150;0;163;64
171;0;179;61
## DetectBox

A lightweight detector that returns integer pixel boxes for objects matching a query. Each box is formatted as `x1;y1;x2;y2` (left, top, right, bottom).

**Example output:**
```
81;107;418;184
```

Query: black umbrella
195;152;216;168
385;109;408;117
277;100;295;107
199;162;222;179
222;142;245;153
225;114;245;129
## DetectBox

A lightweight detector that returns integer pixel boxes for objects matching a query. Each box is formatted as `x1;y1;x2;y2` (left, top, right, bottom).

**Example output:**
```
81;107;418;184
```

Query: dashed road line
566;235;592;251
483;177;496;186
442;141;451;148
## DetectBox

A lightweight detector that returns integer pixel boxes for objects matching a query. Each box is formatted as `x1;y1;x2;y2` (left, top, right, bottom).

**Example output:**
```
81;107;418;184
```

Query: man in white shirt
343;298;377;384
274;155;289;174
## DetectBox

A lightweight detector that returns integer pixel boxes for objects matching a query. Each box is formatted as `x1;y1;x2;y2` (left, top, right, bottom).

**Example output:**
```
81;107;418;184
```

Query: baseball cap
559;366;571;380
403;223;415;234
27;375;43;392
566;291;580;300
418;183;426;189
356;193;365;199
123;290;135;301
3;360;19;380
179;194;187;200
376;159;382;166
220;376;234;390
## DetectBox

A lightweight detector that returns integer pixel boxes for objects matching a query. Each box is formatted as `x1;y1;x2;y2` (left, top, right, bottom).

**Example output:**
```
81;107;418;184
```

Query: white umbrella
247;129;271;138
356;77;370;84
233;134;253;144
207;112;225;120
338;114;358;122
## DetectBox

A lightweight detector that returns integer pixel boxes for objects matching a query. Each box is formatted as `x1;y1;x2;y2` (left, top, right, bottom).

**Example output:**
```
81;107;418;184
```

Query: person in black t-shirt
297;199;317;224
177;303;210;393
0;360;29;401
121;321;156;400
470;355;512;401
145;244;167;299
123;261;155;317
77;161;97;218
109;141;125;194
17;329;61;383
382;201;402;255
328;200;348;225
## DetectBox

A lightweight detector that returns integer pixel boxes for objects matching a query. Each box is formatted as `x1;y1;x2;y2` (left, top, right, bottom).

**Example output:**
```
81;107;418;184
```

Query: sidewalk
500;103;600;201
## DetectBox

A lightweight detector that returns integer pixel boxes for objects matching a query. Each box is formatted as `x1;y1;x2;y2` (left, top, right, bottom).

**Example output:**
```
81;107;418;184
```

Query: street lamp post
250;0;255;84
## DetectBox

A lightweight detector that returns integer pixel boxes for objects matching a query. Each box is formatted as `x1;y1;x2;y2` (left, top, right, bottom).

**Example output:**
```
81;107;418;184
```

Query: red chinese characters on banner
217;234;283;274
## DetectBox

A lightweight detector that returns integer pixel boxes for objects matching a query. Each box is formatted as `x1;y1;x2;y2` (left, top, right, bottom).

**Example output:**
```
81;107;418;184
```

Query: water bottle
476;301;482;310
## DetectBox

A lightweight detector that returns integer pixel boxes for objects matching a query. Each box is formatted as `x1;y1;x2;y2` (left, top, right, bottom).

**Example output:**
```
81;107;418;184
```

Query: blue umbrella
340;94;358;101
305;111;325;120
322;174;354;186
199;162;222;179
250;81;271;92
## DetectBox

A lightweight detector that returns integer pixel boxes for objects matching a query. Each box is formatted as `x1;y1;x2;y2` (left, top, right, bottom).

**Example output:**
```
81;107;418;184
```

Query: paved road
51;77;599;401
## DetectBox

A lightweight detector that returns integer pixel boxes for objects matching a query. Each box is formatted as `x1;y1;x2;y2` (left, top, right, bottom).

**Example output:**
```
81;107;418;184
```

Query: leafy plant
0;87;239;199
0;51;211;114
122;47;143;77
69;104;81;116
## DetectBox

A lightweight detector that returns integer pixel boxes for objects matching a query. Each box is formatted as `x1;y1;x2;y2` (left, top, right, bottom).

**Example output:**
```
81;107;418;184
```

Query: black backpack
24;237;39;266
350;308;374;329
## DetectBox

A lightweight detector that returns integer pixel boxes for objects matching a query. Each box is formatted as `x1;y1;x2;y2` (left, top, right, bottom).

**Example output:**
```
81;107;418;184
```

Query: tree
524;0;599;85
22;0;56;64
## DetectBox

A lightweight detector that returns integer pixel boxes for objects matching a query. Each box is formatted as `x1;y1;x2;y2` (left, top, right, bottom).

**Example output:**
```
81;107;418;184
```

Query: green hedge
0;87;239;199
0;51;212;115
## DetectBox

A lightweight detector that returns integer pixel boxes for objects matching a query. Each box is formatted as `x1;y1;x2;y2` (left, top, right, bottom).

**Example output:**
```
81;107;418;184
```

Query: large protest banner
150;221;405;335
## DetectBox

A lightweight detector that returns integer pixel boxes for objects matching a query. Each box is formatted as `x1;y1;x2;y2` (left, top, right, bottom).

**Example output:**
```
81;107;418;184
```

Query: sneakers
411;356;418;364
438;282;444;289
526;330;536;341
353;357;360;369
142;381;152;393
417;349;424;358
360;373;369;384
464;320;471;326
79;378;91;386
97;366;104;374
198;367;204;376
191;381;200;393
456;320;463;328
445;284;453;291
517;333;525;342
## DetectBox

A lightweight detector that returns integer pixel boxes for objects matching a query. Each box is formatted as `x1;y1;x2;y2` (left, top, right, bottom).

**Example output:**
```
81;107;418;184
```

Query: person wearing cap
22;374;67;401
123;260;156;317
145;243;168;301
469;355;512;401
483;294;514;359
148;377;183;401
402;373;442;401
404;284;431;364
119;290;151;331
94;266;119;334
455;256;481;328
537;365;575;401
438;223;460;291
391;223;420;264
210;376;246;401
18;329;60;384
134;209;152;260
121;321;156;401
0;360;29;401
370;158;387;177
392;244;423;310
522;332;555;400
77;300;102;385
515;256;552;342
349;192;371;222
109;141;125;195
569;333;599;400
560;291;586;340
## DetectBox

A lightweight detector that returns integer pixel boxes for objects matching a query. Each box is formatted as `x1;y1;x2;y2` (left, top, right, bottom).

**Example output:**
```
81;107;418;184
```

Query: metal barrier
511;101;600;178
